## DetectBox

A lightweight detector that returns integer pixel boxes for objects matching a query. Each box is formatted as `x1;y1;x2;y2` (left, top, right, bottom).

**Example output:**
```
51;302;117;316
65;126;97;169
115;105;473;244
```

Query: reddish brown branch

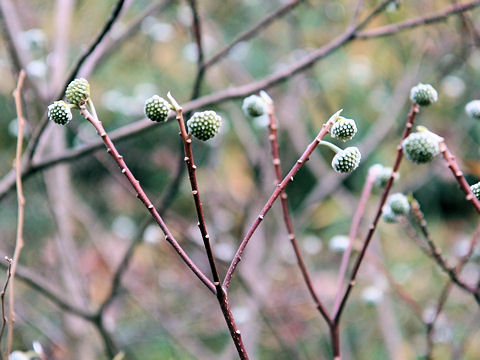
78;105;215;294
265;99;331;325
333;167;377;315
224;110;342;290
439;141;480;214
409;199;479;302
333;103;419;323
168;94;249;359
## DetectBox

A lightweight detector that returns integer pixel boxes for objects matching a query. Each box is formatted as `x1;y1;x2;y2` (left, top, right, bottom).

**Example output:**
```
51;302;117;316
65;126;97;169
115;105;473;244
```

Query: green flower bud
387;193;410;216
330;116;357;141
242;95;267;117
187;110;222;141
402;131;440;164
409;83;438;106
382;206;398;223
144;95;171;122
331;146;361;173
65;78;90;107
47;100;72;125
465;100;480;120
470;182;480;200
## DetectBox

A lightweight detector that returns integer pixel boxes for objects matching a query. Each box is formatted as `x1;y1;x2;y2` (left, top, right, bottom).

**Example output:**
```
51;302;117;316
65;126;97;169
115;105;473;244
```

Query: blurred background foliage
1;0;480;359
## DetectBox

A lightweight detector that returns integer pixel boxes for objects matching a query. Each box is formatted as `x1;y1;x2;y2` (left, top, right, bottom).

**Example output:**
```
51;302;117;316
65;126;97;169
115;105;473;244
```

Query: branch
333;103;419;323
78;104;215;294
202;0;306;70
333;166;376;314
264;96;331;325
439;140;480;214
223;109;342;289
0;257;12;358
7;70;26;356
357;0;480;39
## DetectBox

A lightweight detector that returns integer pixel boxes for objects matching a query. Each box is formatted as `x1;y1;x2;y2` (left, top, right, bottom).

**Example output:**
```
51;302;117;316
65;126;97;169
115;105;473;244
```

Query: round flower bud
144;95;171;122
330;116;357;141
409;83;438;106
470;182;480;200
187;110;222;141
387;193;410;216
331;146;361;173
242;95;267;117
382;206;398;223
371;164;398;188
465;100;480;120
402;132;440;164
66;78;90;107
47;100;72;125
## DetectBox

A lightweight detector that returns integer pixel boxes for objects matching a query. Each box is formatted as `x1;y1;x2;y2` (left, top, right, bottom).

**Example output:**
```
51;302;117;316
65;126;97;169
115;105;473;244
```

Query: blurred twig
0;258;12;360
7;70;26;356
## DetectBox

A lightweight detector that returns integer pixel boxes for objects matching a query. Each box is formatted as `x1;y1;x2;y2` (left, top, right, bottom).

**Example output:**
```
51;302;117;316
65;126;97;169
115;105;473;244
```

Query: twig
223;109;342;292
439;140;480;214
78;104;215;294
0;257;12;358
25;0;128;162
333;166;377;314
202;0;306;70
187;0;206;98
168;93;249;360
357;0;480;39
263;94;330;324
7;70;26;356
409;198;479;303
2;0;479;202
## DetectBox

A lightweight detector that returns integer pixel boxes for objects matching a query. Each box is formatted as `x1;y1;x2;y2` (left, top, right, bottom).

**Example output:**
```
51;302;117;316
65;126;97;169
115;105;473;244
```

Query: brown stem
333;167;376;314
168;94;249;359
7;70;26;356
265;99;331;325
439;141;480;214
409;199;479;301
224;110;342;289
333;103;419;323
0;258;12;359
78;105;215;294
329;323;341;360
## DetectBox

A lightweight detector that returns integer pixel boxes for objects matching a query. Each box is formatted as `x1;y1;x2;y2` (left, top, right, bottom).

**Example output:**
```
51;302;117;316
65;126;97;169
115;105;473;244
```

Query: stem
7;70;26;356
168;93;249;359
78;105;216;294
439;140;480;214
0;258;12;359
329;323;341;360
333;167;376;314
409;198;479;302
333;103;419;323
265;99;332;325
224;110;342;289
319;140;343;154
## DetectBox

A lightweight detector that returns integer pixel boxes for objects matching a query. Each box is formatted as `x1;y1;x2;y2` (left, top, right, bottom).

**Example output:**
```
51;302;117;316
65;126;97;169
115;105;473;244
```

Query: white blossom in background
143;224;162;244
303;235;322;255
329;235;349;253
112;215;136;239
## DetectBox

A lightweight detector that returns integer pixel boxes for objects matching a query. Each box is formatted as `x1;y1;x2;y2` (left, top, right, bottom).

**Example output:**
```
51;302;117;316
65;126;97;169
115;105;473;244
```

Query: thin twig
202;0;306;70
224;109;343;291
0;257;12;359
168;93;249;360
264;95;331;325
334;103;419;323
357;0;480;39
409;198;479;303
78;104;215;294
7;70;26;356
439;140;480;214
333;167;376;314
